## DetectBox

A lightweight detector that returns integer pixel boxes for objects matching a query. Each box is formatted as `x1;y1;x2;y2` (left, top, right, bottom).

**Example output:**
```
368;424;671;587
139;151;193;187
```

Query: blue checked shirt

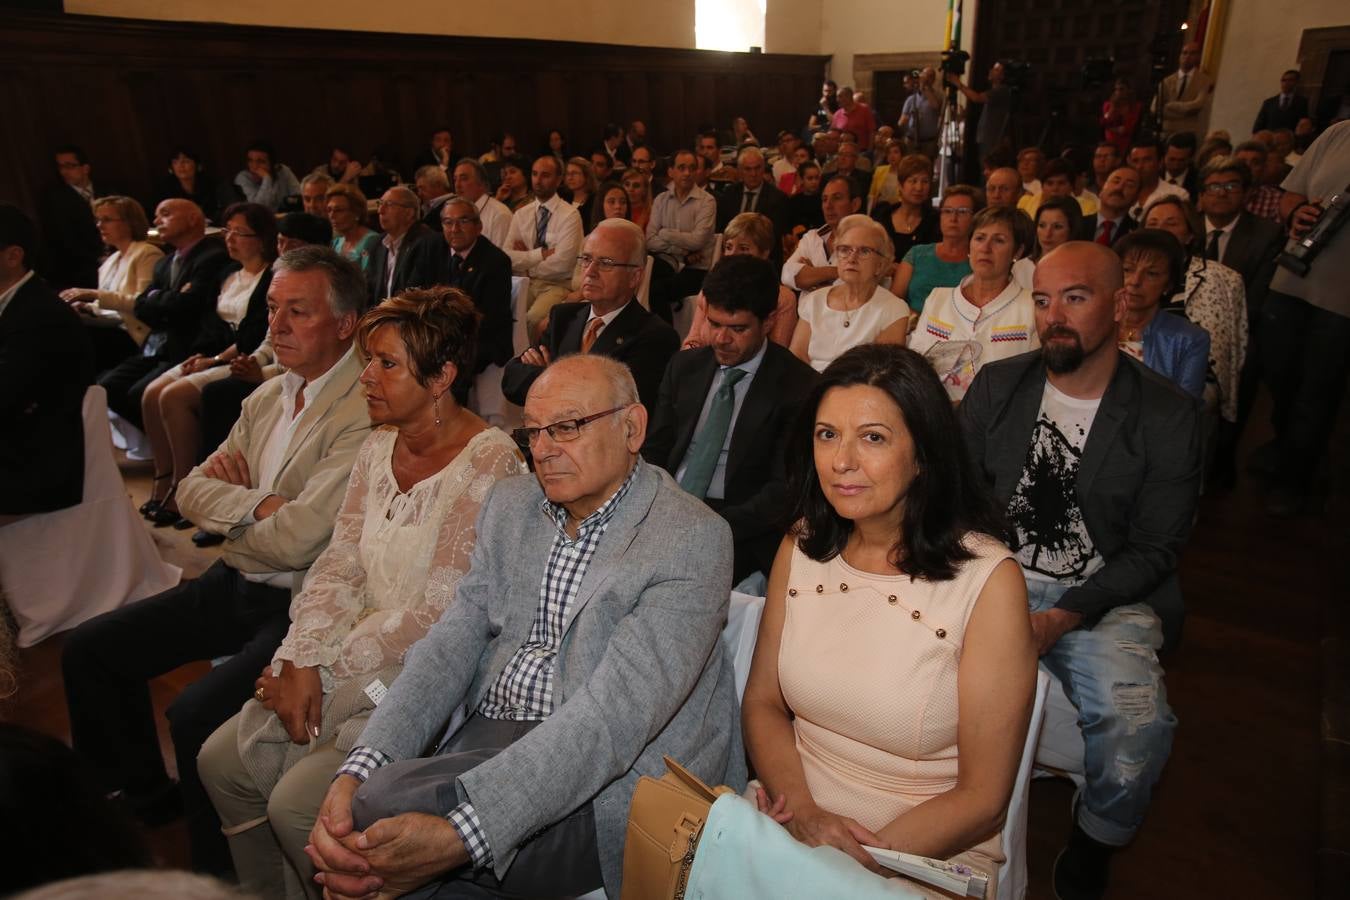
336;463;641;870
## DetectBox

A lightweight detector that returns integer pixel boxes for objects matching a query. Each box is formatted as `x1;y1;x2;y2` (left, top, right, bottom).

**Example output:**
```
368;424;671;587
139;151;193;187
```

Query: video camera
940;49;970;77
1278;192;1349;277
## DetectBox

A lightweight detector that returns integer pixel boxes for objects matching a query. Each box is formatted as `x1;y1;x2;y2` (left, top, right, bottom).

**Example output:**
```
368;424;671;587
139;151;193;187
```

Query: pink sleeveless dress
778;533;1012;898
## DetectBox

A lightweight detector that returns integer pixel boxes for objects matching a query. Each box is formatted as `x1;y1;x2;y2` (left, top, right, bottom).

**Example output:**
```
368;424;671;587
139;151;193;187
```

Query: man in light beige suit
1155;41;1213;138
62;245;372;878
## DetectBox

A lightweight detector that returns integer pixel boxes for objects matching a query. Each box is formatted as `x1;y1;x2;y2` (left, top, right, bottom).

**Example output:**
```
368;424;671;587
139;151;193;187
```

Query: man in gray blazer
960;242;1200;900
307;353;744;899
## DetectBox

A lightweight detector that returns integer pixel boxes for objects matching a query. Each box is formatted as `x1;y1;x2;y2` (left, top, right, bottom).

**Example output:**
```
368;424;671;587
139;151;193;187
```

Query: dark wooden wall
0;11;827;219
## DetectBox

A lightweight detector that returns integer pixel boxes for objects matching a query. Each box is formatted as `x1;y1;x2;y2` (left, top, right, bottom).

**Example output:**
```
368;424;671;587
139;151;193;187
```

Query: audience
325;183;378;272
38;145;104;291
427;197;515;379
1099;80;1142;155
786;159;825;232
414;164;452;228
1233;141;1285;225
1090;142;1122;194
1253;70;1307;133
1083;166;1141;246
910;205;1039;401
1018;158;1094;217
716;147;789;246
685;213;798;350
564;156;597;221
866;140;906;208
1033;195;1085;260
453;157;513;248
62;246;371;876
60;195;163;372
494;156;532;211
155;147;218;220
1157;41;1213;137
870;153;938;261
234;142;301;212
313;147;362;186
743;342;1035;894
366;185;435;303
791;214;909;373
645;149;716;323
645;255;818;585
136;202;278;527
1114;229;1211;398
298;172;332;218
782;174;860;292
984;166;1023;210
892;184;980;314
620;167;650;231
1127;138;1187;221
1017;146;1046;196
413;126;454;174
304;353;743;899
198;288;524;899
503;154;584;339
960;241;1200;900
0;206;95;524
1161;131;1199;199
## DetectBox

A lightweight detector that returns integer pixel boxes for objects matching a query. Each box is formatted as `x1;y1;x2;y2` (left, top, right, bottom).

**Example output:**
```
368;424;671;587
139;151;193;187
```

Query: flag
946;0;963;50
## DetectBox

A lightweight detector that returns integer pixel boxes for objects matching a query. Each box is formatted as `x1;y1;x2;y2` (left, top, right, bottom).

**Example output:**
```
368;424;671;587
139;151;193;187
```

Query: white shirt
505;194;583;285
475;193;513;250
781;226;837;289
1161;170;1192;199
217;267;266;329
908;275;1040;402
0;270;35;320
1203;216;1238;262
797;285;910;372
646;185;717;272
242;346;355;587
380;230;413;298
674;340;767;499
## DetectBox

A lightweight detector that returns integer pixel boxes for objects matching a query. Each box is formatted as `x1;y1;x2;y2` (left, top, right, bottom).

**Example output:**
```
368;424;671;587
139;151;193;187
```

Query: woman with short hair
326;183;378;272
870;153;939;261
1113;229;1211;399
892;184;983;314
683;212;799;349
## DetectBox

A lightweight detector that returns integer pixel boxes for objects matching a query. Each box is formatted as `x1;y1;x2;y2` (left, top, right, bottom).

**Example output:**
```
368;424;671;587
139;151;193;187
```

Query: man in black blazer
366;186;437;305
1080;166;1140;243
503;219;677;409
97;199;229;427
716;148;790;246
0;206;95;520
643;256;817;582
959;242;1199;900
422;197;515;377
37;145;104;291
1252;70;1309;133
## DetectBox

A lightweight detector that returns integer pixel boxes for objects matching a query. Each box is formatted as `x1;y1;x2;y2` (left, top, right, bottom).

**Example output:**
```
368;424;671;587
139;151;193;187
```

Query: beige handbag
620;756;736;900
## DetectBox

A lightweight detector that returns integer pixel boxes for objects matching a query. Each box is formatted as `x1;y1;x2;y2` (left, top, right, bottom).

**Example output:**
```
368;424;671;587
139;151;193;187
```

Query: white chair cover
1033;667;1087;786
0;386;181;647
511;275;531;356
635;257;654;311
469;364;521;430
1000;669;1052;900
723;591;765;703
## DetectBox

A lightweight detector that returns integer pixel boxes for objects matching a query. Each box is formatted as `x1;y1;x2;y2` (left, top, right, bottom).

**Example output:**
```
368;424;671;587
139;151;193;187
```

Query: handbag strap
662;755;733;803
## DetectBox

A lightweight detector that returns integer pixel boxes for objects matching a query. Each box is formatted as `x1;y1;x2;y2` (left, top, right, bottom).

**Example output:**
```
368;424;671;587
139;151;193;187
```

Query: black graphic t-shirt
1007;382;1104;584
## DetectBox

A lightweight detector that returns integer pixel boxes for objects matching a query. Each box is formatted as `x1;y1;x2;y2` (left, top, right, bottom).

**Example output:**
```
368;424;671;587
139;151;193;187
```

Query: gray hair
443;196;480;222
415;165;449;192
545;353;639;409
383;185;421;212
13;871;248;900
737;147;765;167
300;171;334;191
590;217;647;266
275;245;368;316
454;157;490;187
835;213;895;265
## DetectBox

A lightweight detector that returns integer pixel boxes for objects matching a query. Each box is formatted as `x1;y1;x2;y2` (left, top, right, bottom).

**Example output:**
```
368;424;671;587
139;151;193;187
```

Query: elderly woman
870;153;939;262
564;156;597;220
1032;195;1084;261
198;288;524;900
909;206;1039;402
137;203;278;526
60;195;164;372
891;184;981;314
790;214;910;372
1113;230;1211;399
743;343;1035;897
1142;194;1248;422
325;184;378;272
684;213;798;350
866;140;907;209
234;142;301;212
621;167;651;231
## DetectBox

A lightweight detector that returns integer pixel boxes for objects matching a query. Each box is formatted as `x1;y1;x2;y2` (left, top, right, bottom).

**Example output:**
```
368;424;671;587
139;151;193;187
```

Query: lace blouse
273;425;525;689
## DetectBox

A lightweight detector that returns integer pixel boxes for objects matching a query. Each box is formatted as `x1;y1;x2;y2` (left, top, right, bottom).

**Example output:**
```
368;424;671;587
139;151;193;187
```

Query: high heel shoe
139;473;172;518
148;483;183;527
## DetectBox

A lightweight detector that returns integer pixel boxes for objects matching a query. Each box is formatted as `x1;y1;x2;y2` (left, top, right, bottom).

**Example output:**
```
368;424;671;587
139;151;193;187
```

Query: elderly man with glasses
367;186;437;304
503;218;677;409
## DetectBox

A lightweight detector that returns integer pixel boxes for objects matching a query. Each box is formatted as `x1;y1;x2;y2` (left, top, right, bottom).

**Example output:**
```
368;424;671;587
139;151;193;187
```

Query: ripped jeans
1028;579;1177;847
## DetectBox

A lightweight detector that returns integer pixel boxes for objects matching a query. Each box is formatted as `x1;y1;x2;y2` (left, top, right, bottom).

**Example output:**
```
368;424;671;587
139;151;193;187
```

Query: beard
1042;325;1085;373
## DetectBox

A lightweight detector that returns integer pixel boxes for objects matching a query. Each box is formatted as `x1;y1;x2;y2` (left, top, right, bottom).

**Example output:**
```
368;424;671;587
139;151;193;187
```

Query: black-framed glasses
511;405;629;448
576;254;641;272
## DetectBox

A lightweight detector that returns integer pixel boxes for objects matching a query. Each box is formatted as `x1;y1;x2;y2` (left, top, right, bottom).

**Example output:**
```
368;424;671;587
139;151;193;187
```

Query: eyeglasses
441;216;479;228
1202;182;1244;194
223;228;259;239
834;244;880;260
511;405;629;448
576;254;641;272
939;207;974;216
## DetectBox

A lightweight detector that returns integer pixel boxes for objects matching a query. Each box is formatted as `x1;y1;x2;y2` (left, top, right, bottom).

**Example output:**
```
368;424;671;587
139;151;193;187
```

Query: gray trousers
352;715;604;899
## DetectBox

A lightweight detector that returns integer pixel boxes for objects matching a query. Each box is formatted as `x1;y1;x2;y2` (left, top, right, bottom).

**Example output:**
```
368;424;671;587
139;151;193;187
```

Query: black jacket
419;236;515;372
366;223;438;306
1218;212;1283;321
1252;94;1309;133
132;236;232;363
37;182;102;291
223;262;274;356
1080;213;1137;245
716;181;791;243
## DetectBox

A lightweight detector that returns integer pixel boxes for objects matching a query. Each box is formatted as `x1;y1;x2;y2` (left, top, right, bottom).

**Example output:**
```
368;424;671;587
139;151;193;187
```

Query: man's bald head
153;198;205;247
1032;241;1125;375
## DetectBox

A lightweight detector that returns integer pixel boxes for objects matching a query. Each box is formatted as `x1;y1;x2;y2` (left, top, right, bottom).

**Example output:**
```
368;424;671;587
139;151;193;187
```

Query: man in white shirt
452;158;512;250
62;246;372;876
646;149;716;322
781;174;860;291
1127;140;1188;221
505;155;583;338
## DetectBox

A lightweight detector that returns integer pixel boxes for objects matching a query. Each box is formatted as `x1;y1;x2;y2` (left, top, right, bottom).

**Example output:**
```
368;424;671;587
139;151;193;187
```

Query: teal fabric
332;231;382;272
684;794;921;899
903;243;971;314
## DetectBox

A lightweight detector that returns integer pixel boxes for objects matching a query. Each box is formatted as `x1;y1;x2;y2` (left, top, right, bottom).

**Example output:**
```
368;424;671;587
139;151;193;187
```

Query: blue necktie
680;368;747;500
536;204;551;250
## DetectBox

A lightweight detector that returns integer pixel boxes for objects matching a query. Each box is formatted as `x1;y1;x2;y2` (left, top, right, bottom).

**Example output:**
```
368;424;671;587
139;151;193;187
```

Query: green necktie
679;368;747;500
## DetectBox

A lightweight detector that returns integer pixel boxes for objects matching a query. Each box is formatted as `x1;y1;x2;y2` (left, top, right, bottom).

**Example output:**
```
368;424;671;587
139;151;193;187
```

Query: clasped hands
305;775;469;900
752;786;889;876
254;660;323;744
201;449;286;519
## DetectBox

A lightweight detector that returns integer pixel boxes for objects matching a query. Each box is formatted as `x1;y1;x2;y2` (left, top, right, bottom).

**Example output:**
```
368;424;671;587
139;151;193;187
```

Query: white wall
65;0;696;49
1209;0;1348;138
820;0;974;84
766;0;825;56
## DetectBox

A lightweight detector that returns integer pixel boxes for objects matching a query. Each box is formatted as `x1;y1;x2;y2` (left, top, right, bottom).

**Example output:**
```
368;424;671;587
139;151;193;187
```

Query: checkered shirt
1245;184;1284;226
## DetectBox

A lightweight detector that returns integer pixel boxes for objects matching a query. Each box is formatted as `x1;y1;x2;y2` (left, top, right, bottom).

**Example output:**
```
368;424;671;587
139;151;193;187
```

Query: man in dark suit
643;255;817;583
411;126;454;175
37;145;104;291
1160;131;1199;200
716;147;790;246
423;197;514;378
1252;70;1309;133
0;206;95;522
960;242;1200;900
503;218;678;409
97;199;229;427
366;186;436;305
1080;166;1140;244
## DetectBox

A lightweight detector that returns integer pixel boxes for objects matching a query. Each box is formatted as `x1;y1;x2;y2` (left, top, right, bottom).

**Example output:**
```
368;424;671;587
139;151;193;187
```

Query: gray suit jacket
958;351;1200;650
356;461;746;894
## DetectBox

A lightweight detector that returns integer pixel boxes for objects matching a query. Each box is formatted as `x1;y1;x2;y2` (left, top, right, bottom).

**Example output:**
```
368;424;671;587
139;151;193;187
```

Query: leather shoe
108;781;183;827
192;529;225;548
1052;825;1113;900
148;505;184;527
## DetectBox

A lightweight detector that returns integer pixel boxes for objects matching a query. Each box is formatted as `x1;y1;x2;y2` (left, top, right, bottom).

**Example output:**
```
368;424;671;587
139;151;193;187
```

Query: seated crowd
3;50;1346;900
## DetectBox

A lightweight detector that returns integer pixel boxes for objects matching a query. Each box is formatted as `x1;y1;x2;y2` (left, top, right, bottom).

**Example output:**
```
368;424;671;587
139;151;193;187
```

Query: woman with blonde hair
684;212;798;349
325;183;378;271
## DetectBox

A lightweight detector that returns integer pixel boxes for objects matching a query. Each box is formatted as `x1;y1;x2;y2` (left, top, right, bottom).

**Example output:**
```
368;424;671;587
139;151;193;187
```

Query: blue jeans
1027;579;1177;846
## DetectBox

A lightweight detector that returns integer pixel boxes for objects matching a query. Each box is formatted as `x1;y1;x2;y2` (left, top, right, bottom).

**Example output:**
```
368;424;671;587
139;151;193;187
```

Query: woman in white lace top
199;287;525;900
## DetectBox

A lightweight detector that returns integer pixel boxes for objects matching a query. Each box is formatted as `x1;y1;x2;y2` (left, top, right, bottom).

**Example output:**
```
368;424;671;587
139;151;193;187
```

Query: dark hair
246;140;276;162
1034;197;1085;253
499;154;529;176
589;181;630;231
0;205;37;268
1094;141;1121;156
356;287;482;392
702;254;779;320
220;202;280;262
1283;68;1300;79
1040;158;1074;183
53;144;88;165
532;153;562;176
1115;228;1187;302
602;123;623;141
277;212;333;245
824;173;860;201
167;146;202;167
543;128;568;157
1127;137;1162;159
971;205;1034;259
787;344;1004;581
1166;131;1198;151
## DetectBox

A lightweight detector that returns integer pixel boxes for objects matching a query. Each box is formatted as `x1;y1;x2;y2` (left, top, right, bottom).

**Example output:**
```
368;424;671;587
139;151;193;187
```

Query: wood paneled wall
0;11;827;218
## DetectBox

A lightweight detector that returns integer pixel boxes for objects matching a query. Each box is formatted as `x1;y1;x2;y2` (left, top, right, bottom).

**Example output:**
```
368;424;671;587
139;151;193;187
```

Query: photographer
947;61;1011;162
1258;119;1350;516
898;67;943;160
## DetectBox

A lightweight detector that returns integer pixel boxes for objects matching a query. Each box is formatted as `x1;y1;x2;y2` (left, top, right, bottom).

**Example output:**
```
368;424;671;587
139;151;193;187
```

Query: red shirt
831;103;878;150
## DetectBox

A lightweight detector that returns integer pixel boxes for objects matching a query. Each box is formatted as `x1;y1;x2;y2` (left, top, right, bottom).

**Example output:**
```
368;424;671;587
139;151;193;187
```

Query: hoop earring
434;394;442;427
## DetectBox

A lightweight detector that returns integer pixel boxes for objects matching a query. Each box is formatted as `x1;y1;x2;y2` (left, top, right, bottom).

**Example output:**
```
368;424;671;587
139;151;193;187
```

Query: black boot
1053;824;1114;900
